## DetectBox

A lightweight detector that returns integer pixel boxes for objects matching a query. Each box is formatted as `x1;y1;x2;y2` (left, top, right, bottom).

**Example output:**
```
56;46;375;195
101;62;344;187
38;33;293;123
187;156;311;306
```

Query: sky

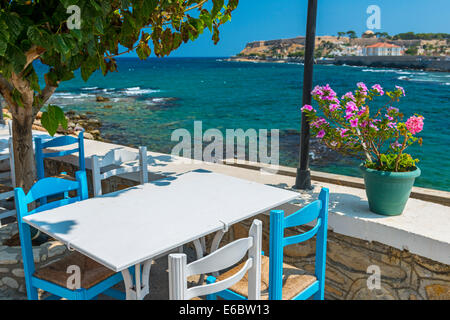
122;0;450;58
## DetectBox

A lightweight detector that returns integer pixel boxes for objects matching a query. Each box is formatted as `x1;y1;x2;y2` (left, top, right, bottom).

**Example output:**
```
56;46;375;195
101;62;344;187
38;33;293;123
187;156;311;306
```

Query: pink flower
340;128;349;137
345;112;354;120
341;92;355;101
357;82;368;93
405;116;424;134
329;104;340;112
301;104;315;112
312;118;328;128
385;114;394;121
316;130;325;139
346;101;358;112
371;84;384;95
387;122;397;129
357;106;367;116
387;107;399;113
350;118;359;128
312;84;337;101
391;141;402;148
311;85;324;96
369;121;379;131
395;85;406;96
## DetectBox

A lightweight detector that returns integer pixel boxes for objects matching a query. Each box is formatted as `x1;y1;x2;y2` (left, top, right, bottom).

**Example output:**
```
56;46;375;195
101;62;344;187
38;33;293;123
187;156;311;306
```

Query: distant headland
227;31;450;72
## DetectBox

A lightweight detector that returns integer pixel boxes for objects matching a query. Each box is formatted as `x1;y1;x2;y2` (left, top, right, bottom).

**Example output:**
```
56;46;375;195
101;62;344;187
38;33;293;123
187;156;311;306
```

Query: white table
23;170;299;299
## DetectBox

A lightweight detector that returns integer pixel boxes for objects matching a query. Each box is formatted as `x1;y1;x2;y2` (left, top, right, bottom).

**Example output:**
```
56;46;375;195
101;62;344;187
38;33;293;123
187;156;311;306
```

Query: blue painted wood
35;131;86;180
282;219;321;247
206;276;217;300
101;288;126;300
15;171;123;300
43;294;62;300
283;200;321;228
292;281;319;300
269;209;284;300
215;188;329;301
314;188;329;300
207;276;247;300
24;178;82;204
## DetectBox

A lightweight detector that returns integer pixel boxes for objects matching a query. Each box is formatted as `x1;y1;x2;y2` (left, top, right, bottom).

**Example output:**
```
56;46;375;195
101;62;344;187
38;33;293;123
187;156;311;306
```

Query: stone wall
335;55;450;72
210;213;450;300
0;223;67;299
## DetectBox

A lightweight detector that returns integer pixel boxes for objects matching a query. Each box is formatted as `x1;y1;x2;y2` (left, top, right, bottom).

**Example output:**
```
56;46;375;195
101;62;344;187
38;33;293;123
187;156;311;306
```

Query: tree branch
33;77;59;117
20;46;45;77
0;75;15;111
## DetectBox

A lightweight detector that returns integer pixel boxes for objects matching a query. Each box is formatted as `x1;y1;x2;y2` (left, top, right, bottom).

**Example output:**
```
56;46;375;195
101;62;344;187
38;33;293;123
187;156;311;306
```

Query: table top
24;170;299;272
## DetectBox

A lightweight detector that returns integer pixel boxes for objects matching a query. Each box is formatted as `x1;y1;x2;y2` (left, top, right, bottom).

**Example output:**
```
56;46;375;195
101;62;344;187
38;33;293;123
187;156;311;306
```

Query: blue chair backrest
269;187;329;300
14;171;88;293
35;131;85;180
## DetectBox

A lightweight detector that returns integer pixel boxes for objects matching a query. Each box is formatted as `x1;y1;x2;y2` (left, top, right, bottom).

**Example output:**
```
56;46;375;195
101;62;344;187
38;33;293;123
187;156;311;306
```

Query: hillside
232;35;449;61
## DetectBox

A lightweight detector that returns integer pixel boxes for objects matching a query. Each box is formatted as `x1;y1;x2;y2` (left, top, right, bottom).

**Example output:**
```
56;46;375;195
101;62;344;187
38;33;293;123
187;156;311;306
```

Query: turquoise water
39;58;450;191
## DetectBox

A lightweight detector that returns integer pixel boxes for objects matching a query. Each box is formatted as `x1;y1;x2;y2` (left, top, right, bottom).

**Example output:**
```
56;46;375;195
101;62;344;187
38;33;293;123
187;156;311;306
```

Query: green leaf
94;17;104;34
3;13;23;40
0;40;6;56
212;0;225;17
41;105;68;136
6;45;26;73
142;0;158;16
54;35;70;56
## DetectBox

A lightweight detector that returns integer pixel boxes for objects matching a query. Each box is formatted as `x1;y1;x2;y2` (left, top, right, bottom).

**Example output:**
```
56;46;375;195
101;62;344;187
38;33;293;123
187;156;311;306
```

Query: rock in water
96;96;110;102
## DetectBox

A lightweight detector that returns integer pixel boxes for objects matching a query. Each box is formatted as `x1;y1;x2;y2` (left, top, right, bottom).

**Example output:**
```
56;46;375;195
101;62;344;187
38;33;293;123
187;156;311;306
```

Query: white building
364;43;403;56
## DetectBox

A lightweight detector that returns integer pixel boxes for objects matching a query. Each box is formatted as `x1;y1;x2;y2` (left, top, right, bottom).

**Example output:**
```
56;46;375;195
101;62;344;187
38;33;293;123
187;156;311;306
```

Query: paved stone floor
0;246;201;300
101;246;202;300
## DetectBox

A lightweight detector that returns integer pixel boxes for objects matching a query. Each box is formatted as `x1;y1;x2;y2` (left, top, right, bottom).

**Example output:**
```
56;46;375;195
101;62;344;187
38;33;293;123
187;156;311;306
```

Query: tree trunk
12;107;36;193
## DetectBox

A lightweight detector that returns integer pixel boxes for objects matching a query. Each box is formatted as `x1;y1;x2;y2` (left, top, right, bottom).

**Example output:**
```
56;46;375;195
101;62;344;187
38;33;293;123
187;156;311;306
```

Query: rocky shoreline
2;99;109;141
226;55;450;72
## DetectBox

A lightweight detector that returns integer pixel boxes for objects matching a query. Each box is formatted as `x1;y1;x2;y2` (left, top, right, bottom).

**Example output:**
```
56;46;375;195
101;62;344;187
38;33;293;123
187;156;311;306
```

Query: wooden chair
168;219;262;300
0;138;15;225
90;146;148;197
35;131;85;180
208;188;329;300
15;171;125;300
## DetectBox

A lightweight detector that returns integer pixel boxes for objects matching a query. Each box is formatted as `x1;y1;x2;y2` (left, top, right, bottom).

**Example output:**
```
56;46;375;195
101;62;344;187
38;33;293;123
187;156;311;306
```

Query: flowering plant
301;83;424;172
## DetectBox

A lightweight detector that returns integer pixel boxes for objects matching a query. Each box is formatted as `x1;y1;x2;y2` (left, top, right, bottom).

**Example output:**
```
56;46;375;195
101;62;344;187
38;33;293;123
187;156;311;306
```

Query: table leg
121;260;153;300
193;239;205;284
210;230;225;277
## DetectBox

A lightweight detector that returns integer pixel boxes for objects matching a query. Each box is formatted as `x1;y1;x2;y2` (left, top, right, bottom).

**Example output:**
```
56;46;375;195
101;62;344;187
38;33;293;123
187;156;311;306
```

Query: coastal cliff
229;35;450;72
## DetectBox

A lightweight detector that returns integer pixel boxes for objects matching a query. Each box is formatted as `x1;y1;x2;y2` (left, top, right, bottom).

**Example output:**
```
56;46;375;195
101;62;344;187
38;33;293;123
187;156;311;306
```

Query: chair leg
313;288;324;300
27;286;39;300
206;276;217;300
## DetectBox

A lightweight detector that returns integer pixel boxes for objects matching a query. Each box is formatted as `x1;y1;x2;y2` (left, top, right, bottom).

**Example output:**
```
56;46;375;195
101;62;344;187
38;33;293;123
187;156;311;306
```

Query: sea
36;57;450;191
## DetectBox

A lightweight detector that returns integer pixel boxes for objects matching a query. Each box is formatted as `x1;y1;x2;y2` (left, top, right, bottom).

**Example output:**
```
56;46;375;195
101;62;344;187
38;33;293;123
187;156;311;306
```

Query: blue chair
207;188;329;300
15;171;125;300
35;131;85;180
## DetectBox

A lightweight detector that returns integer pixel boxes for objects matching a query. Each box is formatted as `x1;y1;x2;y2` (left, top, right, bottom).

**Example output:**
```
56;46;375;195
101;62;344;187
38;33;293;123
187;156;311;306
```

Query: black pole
294;0;318;190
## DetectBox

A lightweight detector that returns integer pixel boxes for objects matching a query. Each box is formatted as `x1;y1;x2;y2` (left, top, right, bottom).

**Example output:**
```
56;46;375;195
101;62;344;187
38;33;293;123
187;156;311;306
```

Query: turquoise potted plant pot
359;164;421;216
